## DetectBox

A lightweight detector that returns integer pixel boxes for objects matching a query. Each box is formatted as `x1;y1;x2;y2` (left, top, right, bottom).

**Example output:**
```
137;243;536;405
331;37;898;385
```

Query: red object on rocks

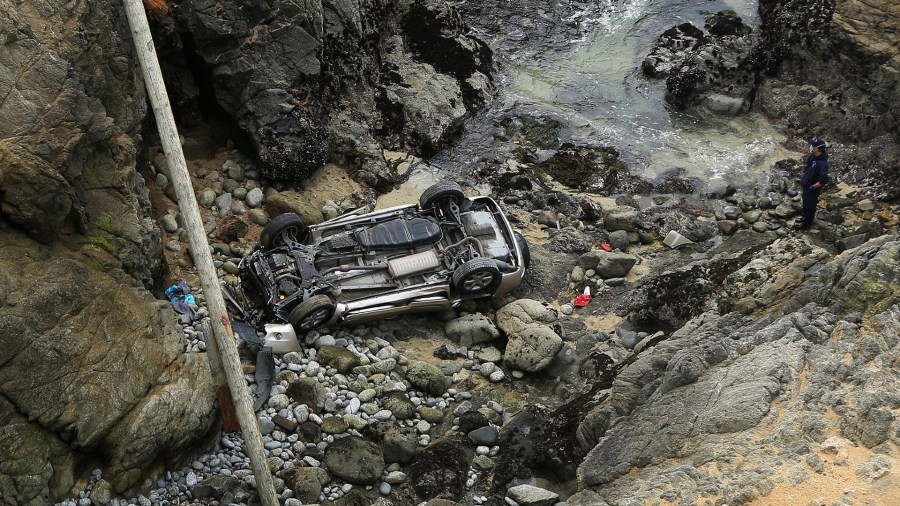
600;243;612;251
574;286;592;307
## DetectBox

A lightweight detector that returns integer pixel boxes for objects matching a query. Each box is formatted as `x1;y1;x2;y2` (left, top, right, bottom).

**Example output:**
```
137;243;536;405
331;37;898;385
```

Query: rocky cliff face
0;226;218;504
152;0;492;189
0;0;163;288
569;235;899;505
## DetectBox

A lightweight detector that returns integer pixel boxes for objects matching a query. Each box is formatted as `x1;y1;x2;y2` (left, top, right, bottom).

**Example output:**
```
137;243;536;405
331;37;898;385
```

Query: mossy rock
317;346;361;374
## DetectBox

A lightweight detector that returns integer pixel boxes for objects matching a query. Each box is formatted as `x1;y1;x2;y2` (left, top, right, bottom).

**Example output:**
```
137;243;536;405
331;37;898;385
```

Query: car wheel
419;181;465;209
514;231;531;270
288;295;335;332
260;213;308;249
452;258;502;295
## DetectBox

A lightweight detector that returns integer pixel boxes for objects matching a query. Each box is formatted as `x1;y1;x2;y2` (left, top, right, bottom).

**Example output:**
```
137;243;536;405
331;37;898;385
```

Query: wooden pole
120;3;278;505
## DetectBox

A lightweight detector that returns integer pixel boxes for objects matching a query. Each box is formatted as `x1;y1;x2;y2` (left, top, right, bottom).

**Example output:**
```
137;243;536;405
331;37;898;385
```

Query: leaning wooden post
121;2;278;505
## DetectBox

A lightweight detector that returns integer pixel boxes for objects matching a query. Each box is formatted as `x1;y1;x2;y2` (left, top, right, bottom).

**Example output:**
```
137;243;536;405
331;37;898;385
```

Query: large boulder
497;299;562;372
503;326;564;373
0;233;217;500
444;313;500;347
0;0;161;287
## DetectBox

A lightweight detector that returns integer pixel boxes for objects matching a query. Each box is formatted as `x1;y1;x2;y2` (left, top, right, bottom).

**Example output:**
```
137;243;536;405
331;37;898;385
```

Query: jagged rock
664;24;756;115
409;437;469;501
323;436;385;485
444;314;500;347
0;0;161;286
158;0;491;184
724;237;830;311
788;235;900;319
642;23;706;78
0;237;215;498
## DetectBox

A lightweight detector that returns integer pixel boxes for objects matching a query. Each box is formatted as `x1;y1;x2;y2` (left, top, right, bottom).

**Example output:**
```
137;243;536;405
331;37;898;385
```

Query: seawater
432;0;798;193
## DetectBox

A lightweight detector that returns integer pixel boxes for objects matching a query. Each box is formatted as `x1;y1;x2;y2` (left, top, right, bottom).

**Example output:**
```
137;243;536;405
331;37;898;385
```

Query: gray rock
772;202;795;219
477;346;502;363
282;466;330;504
504;325;563;373
286;378;327;413
89;479;114;505
321;416;349;434
496;299;557;335
571;265;586;282
593;252;638;278
382;392;416;420
717;219;738;234
215;193;232;217
603;206;639;232
161;214;179;233
376;423;418;464
507;484;559;506
444;314;500;347
248;209;269;226
246;187;264;208
198;189;217;208
723;205;741;220
742;210;761;224
323;436;384;485
607;230;629;251
468;425;499;446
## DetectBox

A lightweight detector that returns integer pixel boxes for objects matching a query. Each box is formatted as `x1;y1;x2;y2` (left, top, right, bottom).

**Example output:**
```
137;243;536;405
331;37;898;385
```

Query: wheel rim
300;308;330;330
463;271;495;291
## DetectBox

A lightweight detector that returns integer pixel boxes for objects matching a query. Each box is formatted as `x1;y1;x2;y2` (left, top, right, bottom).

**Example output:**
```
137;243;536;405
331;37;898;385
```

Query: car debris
662;230;694;248
234;181;529;352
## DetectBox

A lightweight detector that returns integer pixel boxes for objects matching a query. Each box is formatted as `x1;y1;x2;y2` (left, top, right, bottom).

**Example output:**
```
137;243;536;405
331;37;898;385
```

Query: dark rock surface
155;0;492;185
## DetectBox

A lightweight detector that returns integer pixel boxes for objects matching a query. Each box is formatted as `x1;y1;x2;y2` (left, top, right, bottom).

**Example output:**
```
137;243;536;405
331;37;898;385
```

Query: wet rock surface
3;1;900;506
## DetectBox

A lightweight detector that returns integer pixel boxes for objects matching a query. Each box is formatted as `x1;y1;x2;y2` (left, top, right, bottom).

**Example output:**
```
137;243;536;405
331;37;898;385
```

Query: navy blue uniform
799;149;829;228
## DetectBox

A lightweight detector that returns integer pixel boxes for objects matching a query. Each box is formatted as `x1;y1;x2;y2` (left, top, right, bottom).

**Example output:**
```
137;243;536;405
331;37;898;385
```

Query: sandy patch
298;163;366;209
375;170;441;210
583;313;623;332
747;443;899;506
520;222;550;244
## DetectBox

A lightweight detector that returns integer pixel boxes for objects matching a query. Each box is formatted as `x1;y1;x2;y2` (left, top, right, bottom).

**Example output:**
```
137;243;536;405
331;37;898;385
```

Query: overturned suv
238;181;529;352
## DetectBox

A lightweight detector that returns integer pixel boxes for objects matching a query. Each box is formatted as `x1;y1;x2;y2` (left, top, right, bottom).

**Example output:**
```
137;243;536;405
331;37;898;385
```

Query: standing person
794;138;830;230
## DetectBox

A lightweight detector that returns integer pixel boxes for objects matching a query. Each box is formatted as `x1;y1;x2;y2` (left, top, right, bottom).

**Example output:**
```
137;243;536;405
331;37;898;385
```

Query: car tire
514;231;531;270
288;295;335;332
419;181;465;209
452;258;502;295
260;213;308;249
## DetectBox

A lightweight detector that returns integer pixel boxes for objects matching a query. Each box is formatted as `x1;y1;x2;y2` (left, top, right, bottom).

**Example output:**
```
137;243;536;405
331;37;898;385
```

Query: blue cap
808;138;827;149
